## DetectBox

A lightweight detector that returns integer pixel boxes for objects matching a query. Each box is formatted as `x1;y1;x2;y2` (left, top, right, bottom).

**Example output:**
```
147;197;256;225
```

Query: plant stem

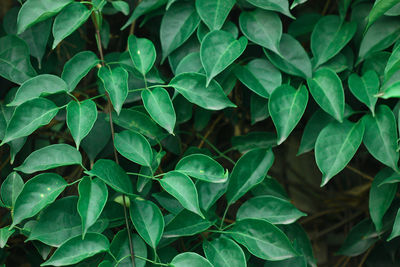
219;205;230;230
134;255;171;266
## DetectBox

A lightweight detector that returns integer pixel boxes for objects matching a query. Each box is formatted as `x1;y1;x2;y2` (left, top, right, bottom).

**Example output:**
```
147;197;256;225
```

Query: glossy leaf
348;70;379;115
128;35;156;76
0;227;15;248
98;66;128;115
171;252;213;267
384;44;400;81
197;181;227;211
246;0;294;18
163;210;213;238
0;172;23;208
109;230;147;267
367;0;400;29
269;85;308;145
196;0;235;31
114;130;153;166
226;148;274;204
203;237;247;267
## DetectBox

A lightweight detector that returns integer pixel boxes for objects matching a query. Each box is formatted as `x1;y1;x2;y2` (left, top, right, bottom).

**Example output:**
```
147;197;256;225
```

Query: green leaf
362;105;399;170
0;172;23;208
367;0;400;29
311;15;356;67
315;120;364;186
160;171;203;218
200;30;247;86
169;72;236;110
239;9;282;54
237;196;306;224
175;154;227;183
246;0;294;18
86;159;134;195
234;58;282;98
12;173;67;227
81;113;111;162
388;208;400;241
175;52;204;75
171;252;213;267
111;1;130;15
1;98;59;144
251;94;269;124
114;130;153;166
129;197;164;248
163;210;213;237
348;70;379;115
265;34;312;79
67;100;98;149
369;168;397;231
98;66;128;115
78;177;108;238
269;84;308;145
384;44;400;81
61;51;99;92
0;227;15;248
225;218;298;261
41;233;109;266
121;0;167;30
15;144;82;174
0;35;36;84
8;74;68;106
197;181;227;211
203;237;247;267
109;230;147;267
142;87;176;134
195;0;235;31
231;132;276;153
17;0;74;34
128;35;156;76
52;2;91;49
226;148;274;204
307;68;345;122
160;1;200;60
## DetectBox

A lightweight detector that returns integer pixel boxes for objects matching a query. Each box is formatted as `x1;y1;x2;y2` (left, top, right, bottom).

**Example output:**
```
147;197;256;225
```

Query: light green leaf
316;120;364;186
61;51;99;92
307;68;345;122
246;0;294;18
128;35;156;76
160;1;200;61
17;0;74;34
234;58;282;98
0;226;15;248
367;0;400;29
41;233;109;266
225;218;298;261
200;30;247;86
114;130;153;166
203;237;247;267
362;105;399;170
0;172;23;208
86;159;134;195
169;72;236;110
171;252;213;267
78;177;108;238
160;171;203;218
12;173;67;227
109;230;147;267
388;208;400;241
142;87;176;134
163;210;212;238
175;153;227;183
348;70;379;115
237;196;306;224
265;34;312;79
121;0;167;30
129;197;164;248
15;144;82;174
52;2;91;49
67;99;98;149
226;148;274;205
239;9;282;54
98;66;128;115
269;85;308;145
195;0;235;31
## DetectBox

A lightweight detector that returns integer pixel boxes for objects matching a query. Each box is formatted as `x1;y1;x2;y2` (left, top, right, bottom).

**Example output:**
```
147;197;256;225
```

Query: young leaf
8;74;68;106
196;0;235;31
269;84;308;145
67;99;98;149
246;0;294;18
226;148;274;205
348;70;379;116
0;227;15;248
52;2;92;49
0;172;24;208
307;68;345;122
225;218;298;261
128;35;156;76
15;144;82;174
169;73;236;110
200;30;247;86
98;66;128;115
362;105;399;170
315;120;364;186
203;237;247;267
175;154;227;183
12;173;67;227
86;159;134;195
129;197;164;248
109;230;147;267
159;171;203;218
41;233;109;266
163;210;212;238
78;177;108;238
171;252;213;267
239;9;282;54
114;130;153;166
142;87;176;134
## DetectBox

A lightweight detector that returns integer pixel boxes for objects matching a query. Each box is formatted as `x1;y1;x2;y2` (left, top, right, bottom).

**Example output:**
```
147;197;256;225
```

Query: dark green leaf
367;0;400;29
197;181;227;211
246;0;294;18
203;237;247;267
231;132;276;153
348;70;379;115
0;172;23;208
109;230;147;267
196;0;235;31
388;208;400;241
98;66;128;115
0;226;15;248
121;0;167;30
